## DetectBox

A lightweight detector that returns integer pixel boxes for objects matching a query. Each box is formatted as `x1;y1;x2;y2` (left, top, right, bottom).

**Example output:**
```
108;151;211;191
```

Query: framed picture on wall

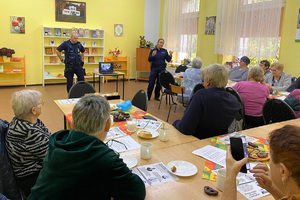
205;16;216;35
114;24;123;37
10;16;25;34
295;9;300;41
55;0;86;23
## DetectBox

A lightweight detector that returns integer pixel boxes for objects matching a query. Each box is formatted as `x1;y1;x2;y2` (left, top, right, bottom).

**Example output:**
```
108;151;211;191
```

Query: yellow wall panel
0;0;145;84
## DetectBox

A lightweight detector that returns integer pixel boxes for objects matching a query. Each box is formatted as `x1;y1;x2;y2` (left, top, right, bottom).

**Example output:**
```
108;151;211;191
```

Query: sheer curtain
162;0;199;60
215;0;284;58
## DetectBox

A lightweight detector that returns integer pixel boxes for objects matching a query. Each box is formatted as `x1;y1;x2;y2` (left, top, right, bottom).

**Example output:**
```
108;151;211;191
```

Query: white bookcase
42;26;105;86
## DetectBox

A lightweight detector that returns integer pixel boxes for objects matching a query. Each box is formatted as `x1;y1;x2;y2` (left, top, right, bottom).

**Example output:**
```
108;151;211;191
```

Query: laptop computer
99;62;117;74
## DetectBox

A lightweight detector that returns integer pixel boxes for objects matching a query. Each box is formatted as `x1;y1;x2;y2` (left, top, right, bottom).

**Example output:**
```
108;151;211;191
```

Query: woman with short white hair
6;89;51;197
179;57;203;104
265;62;291;91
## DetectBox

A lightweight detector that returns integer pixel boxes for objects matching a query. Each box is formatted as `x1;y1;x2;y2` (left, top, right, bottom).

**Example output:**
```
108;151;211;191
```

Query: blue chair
0;119;22;200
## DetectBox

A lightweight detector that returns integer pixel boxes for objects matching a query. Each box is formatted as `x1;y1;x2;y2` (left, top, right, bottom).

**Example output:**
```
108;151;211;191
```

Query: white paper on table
237;181;270;200
132;162;178;187
275;96;286;101
107;136;140;153
280;92;290;96
58;98;80;105
217;132;259;145
192;145;226;167
136;119;162;130
105;127;126;140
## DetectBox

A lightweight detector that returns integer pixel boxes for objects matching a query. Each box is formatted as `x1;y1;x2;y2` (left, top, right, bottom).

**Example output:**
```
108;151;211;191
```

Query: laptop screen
99;62;114;74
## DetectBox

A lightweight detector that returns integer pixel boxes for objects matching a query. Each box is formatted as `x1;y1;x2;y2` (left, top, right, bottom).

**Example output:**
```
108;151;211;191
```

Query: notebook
99;62;117;74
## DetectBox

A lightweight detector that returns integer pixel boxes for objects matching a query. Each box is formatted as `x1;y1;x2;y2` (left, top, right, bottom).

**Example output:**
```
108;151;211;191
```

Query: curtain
162;0;199;60
215;0;284;58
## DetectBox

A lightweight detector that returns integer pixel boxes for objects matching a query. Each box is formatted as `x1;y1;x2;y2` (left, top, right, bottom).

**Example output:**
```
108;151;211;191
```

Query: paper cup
216;169;239;191
140;142;152;160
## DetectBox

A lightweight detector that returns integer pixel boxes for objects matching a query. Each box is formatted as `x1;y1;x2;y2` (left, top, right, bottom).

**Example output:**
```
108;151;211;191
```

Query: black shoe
154;97;160;101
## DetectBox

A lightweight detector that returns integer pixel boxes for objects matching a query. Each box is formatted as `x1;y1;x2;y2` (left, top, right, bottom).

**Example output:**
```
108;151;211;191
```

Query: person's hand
152;50;157;57
169;51;173;56
225;146;249;177
250;163;273;190
260;78;265;84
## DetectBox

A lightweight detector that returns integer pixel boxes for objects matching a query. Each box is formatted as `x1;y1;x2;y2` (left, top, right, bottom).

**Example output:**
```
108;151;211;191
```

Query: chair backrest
226;87;245;129
175;65;187;73
170;84;187;107
287;77;300;92
132;89;148;111
159;71;175;90
263;98;297;124
68;81;96;99
0;119;22;200
192;83;205;95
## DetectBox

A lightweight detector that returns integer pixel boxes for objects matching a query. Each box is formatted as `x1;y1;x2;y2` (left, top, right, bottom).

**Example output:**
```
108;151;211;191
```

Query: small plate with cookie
137;129;159;139
247;142;270;161
167;160;198;177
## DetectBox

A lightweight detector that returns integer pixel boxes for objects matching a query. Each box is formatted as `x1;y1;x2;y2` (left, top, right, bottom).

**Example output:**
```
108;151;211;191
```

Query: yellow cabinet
0;56;26;87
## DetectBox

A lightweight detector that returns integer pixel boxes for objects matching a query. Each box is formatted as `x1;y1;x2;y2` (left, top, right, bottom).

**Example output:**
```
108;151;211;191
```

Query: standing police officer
56;32;85;93
147;38;173;101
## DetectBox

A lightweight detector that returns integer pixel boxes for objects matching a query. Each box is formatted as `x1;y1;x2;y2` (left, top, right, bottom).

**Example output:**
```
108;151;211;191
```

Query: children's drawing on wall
205;16;216;35
295;9;300;42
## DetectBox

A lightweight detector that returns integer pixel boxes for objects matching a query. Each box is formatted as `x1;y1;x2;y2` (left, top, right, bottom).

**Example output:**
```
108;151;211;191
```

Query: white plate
110;104;118;111
137;129;159;139
167;160;198;177
120;155;138;169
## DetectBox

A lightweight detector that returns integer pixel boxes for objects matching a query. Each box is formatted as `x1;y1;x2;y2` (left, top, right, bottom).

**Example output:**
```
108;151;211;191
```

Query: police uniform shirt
148;47;172;68
57;40;85;64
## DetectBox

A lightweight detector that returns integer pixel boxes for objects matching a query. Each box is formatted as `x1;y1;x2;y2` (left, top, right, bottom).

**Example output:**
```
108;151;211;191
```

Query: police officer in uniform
56;32;85;93
147;38;173;101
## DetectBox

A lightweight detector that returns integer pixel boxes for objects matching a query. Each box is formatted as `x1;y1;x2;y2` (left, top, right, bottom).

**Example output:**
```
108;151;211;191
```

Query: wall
197;0;223;67
144;0;161;44
279;0;300;77
0;0;145;84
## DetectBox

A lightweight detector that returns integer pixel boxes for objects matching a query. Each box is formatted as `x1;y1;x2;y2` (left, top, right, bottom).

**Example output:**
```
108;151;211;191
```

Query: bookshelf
0;56;26;87
42;26;105;85
104;56;130;82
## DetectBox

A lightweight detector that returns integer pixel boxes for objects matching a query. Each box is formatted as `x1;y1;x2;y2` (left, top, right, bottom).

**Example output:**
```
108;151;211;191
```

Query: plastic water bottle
117;100;132;111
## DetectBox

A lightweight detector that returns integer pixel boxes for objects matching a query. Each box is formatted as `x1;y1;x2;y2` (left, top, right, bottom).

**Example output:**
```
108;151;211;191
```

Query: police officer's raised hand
152;50;157;57
169;51;173;56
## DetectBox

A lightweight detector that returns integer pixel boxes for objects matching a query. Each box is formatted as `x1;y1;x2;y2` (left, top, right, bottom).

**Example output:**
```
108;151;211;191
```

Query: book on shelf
78;28;84;37
53;47;57;55
0;65;3;73
84;48;89;55
84;29;89;37
44;28;52;36
81;40;86;47
45;47;53;55
91;48;98;55
91;30;97;38
50;39;55;46
50;57;58;63
91;41;97;47
54;28;61;36
88;56;95;63
96;29;100;36
62;29;70;37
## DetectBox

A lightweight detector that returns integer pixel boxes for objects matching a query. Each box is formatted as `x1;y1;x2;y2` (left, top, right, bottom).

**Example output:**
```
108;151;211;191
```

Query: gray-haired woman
6;89;51;197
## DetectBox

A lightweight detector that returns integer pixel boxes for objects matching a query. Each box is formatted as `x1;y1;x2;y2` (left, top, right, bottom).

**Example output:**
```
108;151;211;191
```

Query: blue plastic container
116;100;132;111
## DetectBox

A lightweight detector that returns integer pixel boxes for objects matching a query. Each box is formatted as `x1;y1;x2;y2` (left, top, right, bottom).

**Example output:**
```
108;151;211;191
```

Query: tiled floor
0;81;185;133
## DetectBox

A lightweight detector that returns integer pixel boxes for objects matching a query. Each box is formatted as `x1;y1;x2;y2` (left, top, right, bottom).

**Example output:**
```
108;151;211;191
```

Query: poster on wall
205;16;216;35
295;9;300;41
10;16;25;34
55;0;86;23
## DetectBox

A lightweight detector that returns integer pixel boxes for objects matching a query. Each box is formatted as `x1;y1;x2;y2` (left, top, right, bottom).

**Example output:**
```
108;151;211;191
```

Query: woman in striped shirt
6;89;51;197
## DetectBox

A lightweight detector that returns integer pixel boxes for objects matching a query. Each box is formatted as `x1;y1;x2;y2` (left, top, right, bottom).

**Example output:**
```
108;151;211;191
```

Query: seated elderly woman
6;89;51;197
178;57;203;104
259;60;271;78
173;64;241;140
222;125;300;200
284;89;300;118
265;62;291;91
29;95;146;200
233;66;270;128
228;56;250;82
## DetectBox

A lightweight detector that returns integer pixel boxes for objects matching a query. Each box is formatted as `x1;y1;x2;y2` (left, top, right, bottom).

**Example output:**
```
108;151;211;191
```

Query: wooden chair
166;84;187;122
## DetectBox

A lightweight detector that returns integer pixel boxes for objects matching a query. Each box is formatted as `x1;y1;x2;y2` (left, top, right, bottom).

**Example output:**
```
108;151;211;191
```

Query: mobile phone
142;115;157;121
229;136;250;173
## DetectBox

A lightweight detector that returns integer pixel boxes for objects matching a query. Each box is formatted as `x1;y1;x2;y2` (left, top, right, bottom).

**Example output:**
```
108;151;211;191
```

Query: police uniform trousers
64;64;85;92
147;67;165;100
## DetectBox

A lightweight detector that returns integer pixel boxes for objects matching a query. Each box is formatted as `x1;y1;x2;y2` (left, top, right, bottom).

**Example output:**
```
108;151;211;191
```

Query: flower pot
115;56;118;60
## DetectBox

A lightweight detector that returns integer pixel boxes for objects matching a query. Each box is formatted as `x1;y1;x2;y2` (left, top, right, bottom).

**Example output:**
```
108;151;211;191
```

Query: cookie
171;166;177;172
204;186;218;196
138;130;152;138
248;142;259;148
257;152;268;158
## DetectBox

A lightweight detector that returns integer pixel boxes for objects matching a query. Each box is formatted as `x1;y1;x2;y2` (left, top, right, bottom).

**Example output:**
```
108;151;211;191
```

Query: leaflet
136;119;162;130
217;132;258;145
132;162;178;187
105;127;126;140
107;136;140;153
193;145;226;167
58;98;80;105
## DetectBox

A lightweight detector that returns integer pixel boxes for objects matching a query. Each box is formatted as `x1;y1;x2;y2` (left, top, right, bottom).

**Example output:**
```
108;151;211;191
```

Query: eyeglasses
106;139;128;150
